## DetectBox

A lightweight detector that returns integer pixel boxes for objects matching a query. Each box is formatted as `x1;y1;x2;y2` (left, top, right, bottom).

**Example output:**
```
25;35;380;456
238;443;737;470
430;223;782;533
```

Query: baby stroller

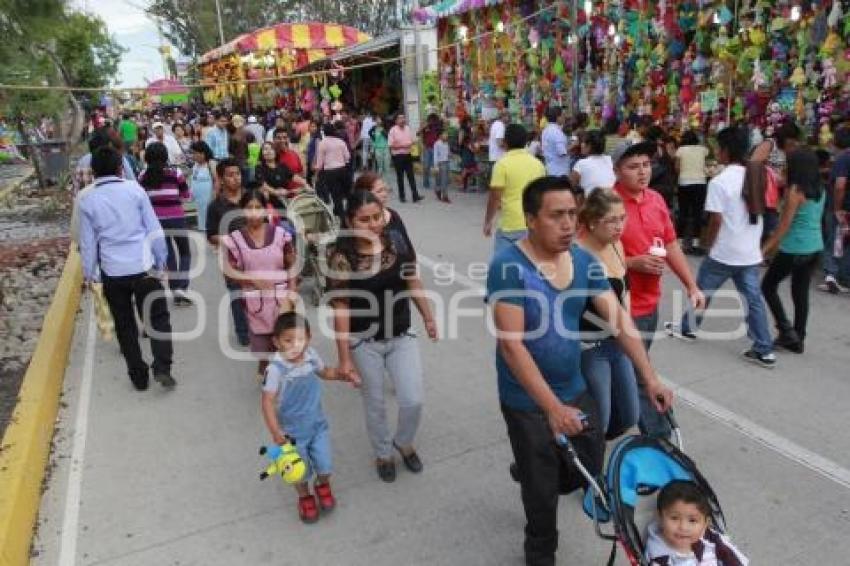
560;413;729;566
284;191;339;306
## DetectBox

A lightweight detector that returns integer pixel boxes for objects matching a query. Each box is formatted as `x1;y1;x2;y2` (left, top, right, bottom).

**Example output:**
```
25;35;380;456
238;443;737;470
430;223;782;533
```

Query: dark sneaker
393;442;423;473
153;371;177;388
314;482;336;512
412;195;424;203
817;276;849;294
130;374;149;391
173;291;193;307
298;494;320;524
741;349;776;369
376;459;396;483
664;322;696;342
774;332;804;354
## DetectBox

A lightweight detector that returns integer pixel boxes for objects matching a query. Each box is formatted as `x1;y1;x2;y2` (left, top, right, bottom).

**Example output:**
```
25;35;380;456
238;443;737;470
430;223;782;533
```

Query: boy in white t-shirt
433;131;451;203
665;127;776;369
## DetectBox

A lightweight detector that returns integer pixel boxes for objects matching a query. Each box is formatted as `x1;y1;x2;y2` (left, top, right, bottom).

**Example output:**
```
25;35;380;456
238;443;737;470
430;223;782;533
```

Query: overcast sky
72;0;179;89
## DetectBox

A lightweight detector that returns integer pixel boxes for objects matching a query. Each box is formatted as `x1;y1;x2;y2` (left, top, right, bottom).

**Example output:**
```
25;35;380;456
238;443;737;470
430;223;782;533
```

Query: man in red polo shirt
612;140;705;438
272;127;305;193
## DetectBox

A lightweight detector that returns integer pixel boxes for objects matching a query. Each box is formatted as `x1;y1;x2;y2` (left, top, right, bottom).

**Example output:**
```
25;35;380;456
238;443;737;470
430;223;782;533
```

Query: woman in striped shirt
139;142;194;307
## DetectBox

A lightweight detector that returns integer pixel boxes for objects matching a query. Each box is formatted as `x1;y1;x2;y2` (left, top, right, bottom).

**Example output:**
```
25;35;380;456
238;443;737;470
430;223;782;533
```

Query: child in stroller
644;480;748;566
557;412;748;566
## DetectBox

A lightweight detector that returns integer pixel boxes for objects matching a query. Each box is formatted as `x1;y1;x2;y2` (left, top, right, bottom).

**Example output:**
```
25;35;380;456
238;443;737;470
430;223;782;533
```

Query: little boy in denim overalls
261;312;359;523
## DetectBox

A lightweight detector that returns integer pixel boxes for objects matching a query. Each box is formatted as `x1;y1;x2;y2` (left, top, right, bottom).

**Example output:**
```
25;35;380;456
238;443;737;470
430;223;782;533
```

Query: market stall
199;22;371;109
416;0;850;141
295;32;404;118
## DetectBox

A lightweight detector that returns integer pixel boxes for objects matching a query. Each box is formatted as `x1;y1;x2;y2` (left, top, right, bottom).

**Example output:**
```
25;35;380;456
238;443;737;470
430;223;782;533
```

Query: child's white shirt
434;140;450;163
644;520;749;566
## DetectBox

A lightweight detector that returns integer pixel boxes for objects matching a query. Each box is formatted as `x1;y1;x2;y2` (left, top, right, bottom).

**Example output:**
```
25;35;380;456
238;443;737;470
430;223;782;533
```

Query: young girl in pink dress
222;189;298;378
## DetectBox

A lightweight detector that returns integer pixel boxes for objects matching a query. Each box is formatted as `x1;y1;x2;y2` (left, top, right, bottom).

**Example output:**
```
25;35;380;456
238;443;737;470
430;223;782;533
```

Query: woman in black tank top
577;188;640;439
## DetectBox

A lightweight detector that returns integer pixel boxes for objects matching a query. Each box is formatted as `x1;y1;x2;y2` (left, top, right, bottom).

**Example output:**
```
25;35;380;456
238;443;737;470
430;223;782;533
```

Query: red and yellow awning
200;22;370;65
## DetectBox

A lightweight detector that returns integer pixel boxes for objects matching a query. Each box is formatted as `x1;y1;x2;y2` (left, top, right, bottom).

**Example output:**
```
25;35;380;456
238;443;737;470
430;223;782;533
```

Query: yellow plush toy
90;283;114;341
259;439;306;485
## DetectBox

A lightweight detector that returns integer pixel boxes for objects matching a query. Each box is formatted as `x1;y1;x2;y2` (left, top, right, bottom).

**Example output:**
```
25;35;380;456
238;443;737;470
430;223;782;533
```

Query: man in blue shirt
205;111;230;161
78;147;176;391
541;107;571;176
486;176;672;566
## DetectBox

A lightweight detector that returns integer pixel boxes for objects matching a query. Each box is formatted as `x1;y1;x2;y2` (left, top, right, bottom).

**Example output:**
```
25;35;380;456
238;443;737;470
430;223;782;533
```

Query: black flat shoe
376;459;396;483
393;442;423;473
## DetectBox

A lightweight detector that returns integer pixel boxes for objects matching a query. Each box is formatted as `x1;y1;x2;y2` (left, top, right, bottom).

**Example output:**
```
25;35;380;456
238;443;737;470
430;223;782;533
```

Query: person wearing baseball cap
612;139;705;440
144;121;184;166
245;115;265;149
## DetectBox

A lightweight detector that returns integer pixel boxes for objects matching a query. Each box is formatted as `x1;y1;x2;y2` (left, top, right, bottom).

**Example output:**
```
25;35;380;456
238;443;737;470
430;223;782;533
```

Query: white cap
152;121;164;129
247;115;258;123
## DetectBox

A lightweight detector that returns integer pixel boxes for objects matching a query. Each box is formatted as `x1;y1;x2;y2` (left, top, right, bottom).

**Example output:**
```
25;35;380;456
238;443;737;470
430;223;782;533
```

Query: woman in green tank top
760;148;825;353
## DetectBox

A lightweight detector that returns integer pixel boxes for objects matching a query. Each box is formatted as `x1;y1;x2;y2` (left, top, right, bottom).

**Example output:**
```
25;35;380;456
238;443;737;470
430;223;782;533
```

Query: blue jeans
281;418;333;479
632;308;673;439
680;256;773;355
225;280;250;345
581;339;639;438
493;228;527;258
422;145;434;188
823;212;850;283
436;162;450;193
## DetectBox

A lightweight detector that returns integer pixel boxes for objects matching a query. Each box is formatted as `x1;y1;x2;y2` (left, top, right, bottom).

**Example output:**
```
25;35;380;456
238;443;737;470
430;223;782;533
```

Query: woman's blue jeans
580;338;640;439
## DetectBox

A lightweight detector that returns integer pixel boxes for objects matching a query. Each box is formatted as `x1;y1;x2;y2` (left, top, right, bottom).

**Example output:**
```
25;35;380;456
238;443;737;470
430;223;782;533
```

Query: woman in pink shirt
314;123;351;217
388;114;422;203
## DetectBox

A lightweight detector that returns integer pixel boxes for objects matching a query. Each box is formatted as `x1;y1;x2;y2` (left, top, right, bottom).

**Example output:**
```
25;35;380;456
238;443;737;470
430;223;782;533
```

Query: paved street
34;187;850;565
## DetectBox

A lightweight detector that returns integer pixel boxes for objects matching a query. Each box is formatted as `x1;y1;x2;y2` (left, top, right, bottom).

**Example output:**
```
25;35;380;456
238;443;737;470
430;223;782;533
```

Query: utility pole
215;0;226;46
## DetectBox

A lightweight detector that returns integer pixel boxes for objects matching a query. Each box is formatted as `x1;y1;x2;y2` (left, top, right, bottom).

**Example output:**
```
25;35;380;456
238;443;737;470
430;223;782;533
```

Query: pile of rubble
0;172;71;433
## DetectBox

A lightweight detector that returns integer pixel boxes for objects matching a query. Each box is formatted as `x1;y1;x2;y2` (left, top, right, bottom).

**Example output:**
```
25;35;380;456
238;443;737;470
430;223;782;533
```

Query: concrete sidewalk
34;188;850;565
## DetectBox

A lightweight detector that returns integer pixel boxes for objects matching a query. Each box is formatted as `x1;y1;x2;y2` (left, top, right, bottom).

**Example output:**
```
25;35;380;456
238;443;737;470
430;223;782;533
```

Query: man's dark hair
834;126;850;150
582;130;606;155
90;146;123;178
273;127;288;139
716;126;749;164
522;175;574;217
681;129;700;146
504;123;528;150
212;110;224;121
545;107;562;124
657;480;711;519
775;121;802;150
88;127;113;154
216;157;241;179
273;311;310;337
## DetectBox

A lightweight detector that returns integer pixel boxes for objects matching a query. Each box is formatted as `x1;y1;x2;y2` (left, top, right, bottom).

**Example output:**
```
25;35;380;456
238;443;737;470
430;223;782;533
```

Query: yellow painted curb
0;248;82;566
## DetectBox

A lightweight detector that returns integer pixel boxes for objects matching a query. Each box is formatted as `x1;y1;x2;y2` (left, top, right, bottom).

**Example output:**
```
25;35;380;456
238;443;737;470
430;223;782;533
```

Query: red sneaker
314;481;336;512
298;494;319;523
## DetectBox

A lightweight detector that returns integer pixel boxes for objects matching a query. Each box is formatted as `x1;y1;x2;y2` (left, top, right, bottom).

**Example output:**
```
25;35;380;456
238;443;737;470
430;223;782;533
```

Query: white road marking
418;253;850;491
58;303;97;566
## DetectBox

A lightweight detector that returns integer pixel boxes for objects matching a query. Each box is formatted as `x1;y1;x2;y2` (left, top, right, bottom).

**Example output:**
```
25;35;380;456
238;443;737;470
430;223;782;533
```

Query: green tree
54;12;125;90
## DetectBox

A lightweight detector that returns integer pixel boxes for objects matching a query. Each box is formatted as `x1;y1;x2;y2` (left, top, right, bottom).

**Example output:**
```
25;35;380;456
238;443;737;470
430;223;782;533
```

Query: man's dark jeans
502;393;604;566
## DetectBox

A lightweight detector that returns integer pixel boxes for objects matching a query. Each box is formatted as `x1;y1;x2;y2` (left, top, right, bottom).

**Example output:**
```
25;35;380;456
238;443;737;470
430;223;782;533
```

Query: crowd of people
70;98;850;565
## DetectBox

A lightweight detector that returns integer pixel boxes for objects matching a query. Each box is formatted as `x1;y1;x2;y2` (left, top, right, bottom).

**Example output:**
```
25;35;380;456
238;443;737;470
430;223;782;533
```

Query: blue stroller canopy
615;446;693;507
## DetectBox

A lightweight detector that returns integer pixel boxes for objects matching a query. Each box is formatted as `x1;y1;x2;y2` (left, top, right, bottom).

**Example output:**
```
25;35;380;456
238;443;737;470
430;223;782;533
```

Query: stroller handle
555;433;608;505
663;409;684;452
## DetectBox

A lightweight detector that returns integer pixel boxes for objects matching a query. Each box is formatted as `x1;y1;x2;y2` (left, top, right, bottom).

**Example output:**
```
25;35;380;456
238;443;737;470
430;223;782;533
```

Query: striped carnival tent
200;22;370;104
